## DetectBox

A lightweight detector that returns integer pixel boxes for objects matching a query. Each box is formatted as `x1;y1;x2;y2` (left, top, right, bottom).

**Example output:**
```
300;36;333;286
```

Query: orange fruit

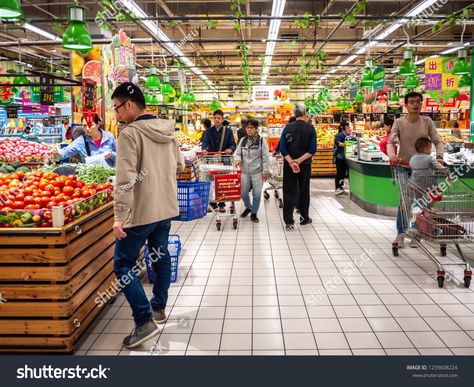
71;51;85;76
82;60;102;86
87;46;101;61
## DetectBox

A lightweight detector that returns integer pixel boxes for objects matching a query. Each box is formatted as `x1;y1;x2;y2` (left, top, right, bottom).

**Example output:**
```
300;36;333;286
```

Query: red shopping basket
211;170;242;202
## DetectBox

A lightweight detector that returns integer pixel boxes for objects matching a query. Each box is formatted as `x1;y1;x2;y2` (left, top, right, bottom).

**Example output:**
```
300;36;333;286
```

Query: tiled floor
76;178;474;356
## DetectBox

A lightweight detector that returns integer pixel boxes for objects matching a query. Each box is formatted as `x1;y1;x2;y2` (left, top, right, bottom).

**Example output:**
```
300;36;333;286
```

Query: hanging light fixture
360;60;374;88
459;74;472;88
399;49;417;76
62;5;92;51
0;0;22;17
161;74;173;95
453;48;471;75
13;64;29;85
145;66;161;89
405;75;418;88
389;91;400;103
355;92;364;103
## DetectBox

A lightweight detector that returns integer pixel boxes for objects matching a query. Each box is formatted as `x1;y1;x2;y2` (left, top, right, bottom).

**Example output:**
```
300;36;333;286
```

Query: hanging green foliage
431;9;471;33
293;13;321;29
339;0;367;26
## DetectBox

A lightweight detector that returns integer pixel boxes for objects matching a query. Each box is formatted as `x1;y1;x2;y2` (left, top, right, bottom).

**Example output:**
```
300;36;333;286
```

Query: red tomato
81;189;90;198
25;204;40;210
40;197;51;207
46;201;54;209
62;186;74;196
72;192;81;199
45;184;55;192
53;195;64;205
68;174;77;180
76;181;84;188
16;171;25;180
30;184;39;190
4;200;14;208
32;191;42;198
64;179;76;188
89;189;97;196
15;193;25;201
24;196;35;205
54;180;65;189
13;201;25;209
33;197;42;205
54;190;61;196
41;191;52;197
24;187;34;195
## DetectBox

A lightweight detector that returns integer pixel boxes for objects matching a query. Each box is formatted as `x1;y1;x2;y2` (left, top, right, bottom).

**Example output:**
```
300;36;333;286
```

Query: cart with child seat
197;152;242;231
393;163;474;288
263;154;284;208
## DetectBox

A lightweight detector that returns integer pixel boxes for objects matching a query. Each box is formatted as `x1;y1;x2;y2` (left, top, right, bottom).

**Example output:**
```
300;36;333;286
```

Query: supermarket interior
1;0;474;364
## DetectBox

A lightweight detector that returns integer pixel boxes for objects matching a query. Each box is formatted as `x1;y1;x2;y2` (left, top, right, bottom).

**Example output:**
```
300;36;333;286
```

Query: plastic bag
85;153;109;167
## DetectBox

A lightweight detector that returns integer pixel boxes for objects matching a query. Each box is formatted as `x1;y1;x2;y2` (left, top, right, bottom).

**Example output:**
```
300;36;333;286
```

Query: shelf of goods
312;126;337;177
0;170;117;353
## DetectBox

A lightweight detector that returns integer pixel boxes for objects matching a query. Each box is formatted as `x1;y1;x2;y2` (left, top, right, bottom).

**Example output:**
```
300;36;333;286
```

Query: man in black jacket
279;105;317;231
236;118;248;144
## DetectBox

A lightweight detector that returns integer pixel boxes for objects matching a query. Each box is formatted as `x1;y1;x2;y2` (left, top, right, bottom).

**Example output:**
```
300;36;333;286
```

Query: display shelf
312;149;336;177
0;202;119;353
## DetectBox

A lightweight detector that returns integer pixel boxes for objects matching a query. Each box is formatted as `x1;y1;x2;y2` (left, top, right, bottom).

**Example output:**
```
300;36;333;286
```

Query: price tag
6;106;18;118
40;74;55;106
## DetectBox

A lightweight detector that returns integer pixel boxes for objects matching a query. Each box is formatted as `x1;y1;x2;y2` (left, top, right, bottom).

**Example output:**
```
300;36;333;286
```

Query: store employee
54;115;117;167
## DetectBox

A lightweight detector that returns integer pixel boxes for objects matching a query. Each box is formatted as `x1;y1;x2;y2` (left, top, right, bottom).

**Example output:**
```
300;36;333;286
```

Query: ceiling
0;0;473;100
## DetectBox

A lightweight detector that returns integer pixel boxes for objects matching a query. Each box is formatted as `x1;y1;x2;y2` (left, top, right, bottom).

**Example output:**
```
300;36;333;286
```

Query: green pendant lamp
62;5;92;51
151;94;159;105
405;75;418;88
145;66;161;89
160;74;173;95
360;60;374;88
389;91;400;103
453;49;471;75
355;91;364;103
210;98;220;111
459;74;472;88
144;91;152;104
398;49;417;77
13;64;29;85
0;0;22;17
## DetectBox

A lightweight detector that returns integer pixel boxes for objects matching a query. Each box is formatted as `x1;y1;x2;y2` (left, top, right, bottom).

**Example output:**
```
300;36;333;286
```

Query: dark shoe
300;217;312;226
152;309;168;324
123;320;160;349
285;224;295;231
251;214;259;223
218;206;226;213
241;208;251;218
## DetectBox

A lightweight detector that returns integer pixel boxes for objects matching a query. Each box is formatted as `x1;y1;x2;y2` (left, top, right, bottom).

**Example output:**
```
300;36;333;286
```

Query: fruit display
440;134;463;143
273;88;289;102
0;161;30;175
177;131;200;147
0;139;52;163
0;170;113;228
316;127;337;149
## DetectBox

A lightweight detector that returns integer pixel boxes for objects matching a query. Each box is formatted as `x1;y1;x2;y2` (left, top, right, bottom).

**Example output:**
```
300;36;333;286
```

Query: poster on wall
103;29;137;136
425;56;458;107
252;86;290;105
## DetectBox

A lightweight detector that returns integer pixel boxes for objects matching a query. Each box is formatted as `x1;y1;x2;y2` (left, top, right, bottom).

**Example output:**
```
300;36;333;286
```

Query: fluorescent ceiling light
24;23;61;42
260;0;287;85
118;0;215;90
440;42;469;55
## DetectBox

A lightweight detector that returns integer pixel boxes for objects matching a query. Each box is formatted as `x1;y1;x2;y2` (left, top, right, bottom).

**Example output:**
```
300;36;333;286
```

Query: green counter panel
349;170;400;207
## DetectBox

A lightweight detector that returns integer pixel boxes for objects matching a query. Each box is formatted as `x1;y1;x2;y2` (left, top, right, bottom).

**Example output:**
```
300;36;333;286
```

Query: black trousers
335;158;348;190
283;162;311;225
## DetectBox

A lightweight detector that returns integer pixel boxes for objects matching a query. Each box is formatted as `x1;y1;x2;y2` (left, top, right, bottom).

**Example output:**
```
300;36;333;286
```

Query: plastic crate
144;234;181;283
175;180;211;221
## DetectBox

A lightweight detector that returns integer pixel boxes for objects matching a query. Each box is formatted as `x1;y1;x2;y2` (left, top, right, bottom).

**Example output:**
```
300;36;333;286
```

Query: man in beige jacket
111;83;184;349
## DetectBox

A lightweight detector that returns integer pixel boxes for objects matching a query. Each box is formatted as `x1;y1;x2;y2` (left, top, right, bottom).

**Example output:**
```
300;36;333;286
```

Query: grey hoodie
114;116;185;228
234;135;270;175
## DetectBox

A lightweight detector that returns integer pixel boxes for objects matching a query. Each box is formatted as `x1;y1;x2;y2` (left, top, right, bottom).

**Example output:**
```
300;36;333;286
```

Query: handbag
416;211;466;239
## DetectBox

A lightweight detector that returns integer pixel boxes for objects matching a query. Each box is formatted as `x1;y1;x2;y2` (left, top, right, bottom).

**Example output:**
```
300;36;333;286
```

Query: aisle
76;178;474;356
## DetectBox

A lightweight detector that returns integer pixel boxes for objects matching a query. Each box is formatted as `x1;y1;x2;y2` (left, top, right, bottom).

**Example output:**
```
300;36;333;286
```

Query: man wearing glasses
387;91;444;248
111;83;184;349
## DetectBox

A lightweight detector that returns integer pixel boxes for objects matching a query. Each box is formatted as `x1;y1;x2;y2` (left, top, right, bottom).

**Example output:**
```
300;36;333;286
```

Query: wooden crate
312;149;336;177
0;203;117;353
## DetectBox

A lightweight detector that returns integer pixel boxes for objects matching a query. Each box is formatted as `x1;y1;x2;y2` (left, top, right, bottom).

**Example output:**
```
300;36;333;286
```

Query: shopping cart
198;152;242;231
393;164;473;288
263;155;284;208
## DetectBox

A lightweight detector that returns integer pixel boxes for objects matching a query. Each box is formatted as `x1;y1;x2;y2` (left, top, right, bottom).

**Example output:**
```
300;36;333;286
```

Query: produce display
43;163;116;185
0;139;52;163
440;134;463;143
0;170;113;228
0;161;30;175
177;131;200;147
316;127;337;149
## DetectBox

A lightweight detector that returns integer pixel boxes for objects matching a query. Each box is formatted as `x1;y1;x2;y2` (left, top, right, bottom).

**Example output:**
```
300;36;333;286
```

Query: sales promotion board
425;56;459;107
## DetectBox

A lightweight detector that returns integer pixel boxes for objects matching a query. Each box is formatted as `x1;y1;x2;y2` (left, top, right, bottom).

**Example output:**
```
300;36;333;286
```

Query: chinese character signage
82;79;97;127
40;73;55;105
373;66;385;92
425;56;459;106
252;86;290;105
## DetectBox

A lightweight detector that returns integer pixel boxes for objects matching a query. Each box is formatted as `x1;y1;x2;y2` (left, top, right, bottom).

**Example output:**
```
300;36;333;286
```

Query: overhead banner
425;56;459;107
372;66;385;92
252;86;290;105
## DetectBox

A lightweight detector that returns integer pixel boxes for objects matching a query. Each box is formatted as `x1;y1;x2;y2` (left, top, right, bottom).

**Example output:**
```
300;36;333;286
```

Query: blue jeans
114;219;172;327
241;172;264;214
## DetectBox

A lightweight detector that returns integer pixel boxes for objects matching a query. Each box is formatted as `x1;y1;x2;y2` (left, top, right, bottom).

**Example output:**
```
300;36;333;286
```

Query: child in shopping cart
409;137;449;210
234;119;270;223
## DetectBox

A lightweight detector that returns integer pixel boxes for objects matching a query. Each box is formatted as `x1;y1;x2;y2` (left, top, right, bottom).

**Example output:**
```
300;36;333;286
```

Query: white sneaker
393;234;405;248
409;239;418;248
335;188;345;196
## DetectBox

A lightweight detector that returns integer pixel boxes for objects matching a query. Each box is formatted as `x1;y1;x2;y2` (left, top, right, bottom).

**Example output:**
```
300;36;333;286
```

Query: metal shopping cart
263;155;284;208
198;152;242;231
393;164;473;288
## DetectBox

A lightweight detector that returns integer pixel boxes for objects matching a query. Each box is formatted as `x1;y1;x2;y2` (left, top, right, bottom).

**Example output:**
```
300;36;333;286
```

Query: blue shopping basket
175;161;211;221
144;234;181;283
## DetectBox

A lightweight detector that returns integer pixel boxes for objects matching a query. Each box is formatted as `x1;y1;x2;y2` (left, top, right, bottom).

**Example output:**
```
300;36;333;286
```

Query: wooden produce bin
0;203;117;353
312;149;336;177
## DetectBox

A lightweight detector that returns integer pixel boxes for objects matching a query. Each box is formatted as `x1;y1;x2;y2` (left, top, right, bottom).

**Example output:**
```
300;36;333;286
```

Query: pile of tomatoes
0;170;113;227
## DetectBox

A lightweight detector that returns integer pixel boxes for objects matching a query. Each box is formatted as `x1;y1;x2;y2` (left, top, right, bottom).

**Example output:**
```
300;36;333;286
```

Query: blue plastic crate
144;234;181;283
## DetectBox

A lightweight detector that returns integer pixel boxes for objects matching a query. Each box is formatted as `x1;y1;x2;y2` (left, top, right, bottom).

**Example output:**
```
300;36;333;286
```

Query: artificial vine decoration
229;0;248;32
96;0;136;30
430;9;471;33
237;43;252;94
293;13;321;29
339;0;367;26
290;50;327;87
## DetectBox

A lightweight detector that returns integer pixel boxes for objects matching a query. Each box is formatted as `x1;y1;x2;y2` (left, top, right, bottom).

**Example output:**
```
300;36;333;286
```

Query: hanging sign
372;66;385;92
349;84;358;100
252;86;290;105
0;83;15;106
40;73;55;105
6;106;18;118
32;85;64;103
82;79;97;127
425;56;459;107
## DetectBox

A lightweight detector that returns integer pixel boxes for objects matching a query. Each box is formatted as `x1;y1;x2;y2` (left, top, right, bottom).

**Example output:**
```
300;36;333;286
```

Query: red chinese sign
82;79;97;127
